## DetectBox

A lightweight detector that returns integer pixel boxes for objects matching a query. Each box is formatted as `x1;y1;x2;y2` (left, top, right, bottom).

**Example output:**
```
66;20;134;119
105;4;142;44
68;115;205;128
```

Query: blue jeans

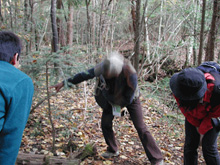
184;119;220;165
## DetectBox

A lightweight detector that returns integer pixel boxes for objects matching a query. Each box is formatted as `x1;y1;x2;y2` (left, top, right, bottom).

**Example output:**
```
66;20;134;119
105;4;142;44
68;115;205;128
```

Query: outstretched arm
67;68;95;84
50;68;96;93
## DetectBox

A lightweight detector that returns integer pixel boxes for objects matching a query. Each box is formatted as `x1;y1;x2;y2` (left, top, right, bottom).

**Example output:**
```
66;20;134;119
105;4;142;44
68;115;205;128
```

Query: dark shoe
152;160;164;165
101;151;119;158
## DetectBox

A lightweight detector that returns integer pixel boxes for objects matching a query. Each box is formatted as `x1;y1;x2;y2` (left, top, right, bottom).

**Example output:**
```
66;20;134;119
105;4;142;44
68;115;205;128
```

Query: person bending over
170;67;220;164
51;52;163;165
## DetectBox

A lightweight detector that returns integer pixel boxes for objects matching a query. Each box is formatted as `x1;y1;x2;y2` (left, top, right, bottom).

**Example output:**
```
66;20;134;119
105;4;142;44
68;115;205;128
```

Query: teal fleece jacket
0;61;34;165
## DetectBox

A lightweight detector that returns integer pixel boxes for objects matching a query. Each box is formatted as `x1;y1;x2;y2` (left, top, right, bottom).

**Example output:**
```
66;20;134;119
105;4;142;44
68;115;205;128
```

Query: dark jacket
66;60;138;109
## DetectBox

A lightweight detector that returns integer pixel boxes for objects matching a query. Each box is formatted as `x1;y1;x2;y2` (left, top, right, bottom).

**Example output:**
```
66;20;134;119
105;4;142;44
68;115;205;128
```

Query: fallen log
16;142;97;164
16;153;80;165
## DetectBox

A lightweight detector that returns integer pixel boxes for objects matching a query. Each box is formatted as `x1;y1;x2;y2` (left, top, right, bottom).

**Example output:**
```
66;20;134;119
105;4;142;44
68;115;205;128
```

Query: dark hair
0;31;21;63
178;98;201;111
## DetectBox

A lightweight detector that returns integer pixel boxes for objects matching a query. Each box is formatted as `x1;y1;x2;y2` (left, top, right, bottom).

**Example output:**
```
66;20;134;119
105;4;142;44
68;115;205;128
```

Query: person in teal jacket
0;31;34;165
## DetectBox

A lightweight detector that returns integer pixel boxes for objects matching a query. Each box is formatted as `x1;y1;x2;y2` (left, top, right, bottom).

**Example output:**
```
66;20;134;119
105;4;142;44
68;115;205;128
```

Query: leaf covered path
20;86;210;164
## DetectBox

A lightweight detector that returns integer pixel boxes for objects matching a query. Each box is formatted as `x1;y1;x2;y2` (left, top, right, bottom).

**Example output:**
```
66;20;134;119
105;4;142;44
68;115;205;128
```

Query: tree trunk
8;1;13;29
46;61;56;155
144;16;150;63
98;0;104;49
34;25;39;51
205;0;218;61
139;1;149;76
103;0;113;50
51;0;59;53
29;0;39;51
0;0;3;23
29;0;34;51
24;0;29;56
193;0;199;65
158;0;163;42
85;0;91;47
51;0;59;77
198;0;206;65
218;50;220;63
57;0;66;48
134;0;141;73
14;1;18;32
67;1;74;54
16;153;80;164
131;0;136;33
109;1;116;52
91;0;96;48
24;0;28;32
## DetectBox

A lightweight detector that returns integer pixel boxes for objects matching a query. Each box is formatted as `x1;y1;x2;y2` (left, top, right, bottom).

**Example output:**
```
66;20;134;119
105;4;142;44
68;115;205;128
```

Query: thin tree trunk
24;0;29;56
144;16;150;63
51;0;59;53
131;0;136;33
205;0;218;61
139;15;150;76
103;0;113;50
110;1;116;52
67;1;74;54
193;0;199;65
24;0;28;32
8;1;13;29
57;0;65;48
91;0;96;48
187;37;193;65
34;25;39;51
14;1;18;32
51;0;59;76
85;0;91;47
46;61;56;155
2;0;6;22
218;50;220;63
29;0;34;51
156;0;164;76
29;0;39;51
139;1;149;76
217;3;220;34
158;0;163;42
134;0;141;73
98;0;104;49
0;0;3;23
198;0;206;65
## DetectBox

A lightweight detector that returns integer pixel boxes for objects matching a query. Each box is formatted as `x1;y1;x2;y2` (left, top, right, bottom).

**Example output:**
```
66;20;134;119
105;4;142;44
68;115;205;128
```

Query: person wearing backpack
50;52;164;165
169;65;220;165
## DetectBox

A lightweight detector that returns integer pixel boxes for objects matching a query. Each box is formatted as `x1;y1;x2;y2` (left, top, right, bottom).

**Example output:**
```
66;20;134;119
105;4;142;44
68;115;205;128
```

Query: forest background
1;0;220;164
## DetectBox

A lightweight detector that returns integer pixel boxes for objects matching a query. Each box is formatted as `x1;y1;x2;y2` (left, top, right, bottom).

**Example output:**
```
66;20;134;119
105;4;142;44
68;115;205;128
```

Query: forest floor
19;82;213;165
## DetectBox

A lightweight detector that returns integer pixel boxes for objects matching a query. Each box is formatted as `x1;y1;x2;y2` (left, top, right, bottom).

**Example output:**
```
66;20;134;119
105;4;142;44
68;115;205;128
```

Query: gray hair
94;51;125;77
106;51;124;76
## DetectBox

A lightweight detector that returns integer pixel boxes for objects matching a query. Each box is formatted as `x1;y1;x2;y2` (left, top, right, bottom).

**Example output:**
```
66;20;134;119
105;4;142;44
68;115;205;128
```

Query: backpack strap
197;62;220;109
209;72;220;108
210;72;220;94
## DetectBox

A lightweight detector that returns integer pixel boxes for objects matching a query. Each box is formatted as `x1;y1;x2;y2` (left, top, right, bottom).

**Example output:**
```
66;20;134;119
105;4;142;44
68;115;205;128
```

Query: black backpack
197;61;220;73
197;61;220;130
197;61;220;108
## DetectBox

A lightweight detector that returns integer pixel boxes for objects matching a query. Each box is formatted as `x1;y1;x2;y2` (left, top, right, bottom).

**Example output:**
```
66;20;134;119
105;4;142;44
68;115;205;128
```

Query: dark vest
95;61;137;109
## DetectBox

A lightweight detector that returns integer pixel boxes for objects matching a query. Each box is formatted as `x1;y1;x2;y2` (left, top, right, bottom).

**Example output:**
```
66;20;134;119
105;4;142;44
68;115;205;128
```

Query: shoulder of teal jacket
0;61;34;94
